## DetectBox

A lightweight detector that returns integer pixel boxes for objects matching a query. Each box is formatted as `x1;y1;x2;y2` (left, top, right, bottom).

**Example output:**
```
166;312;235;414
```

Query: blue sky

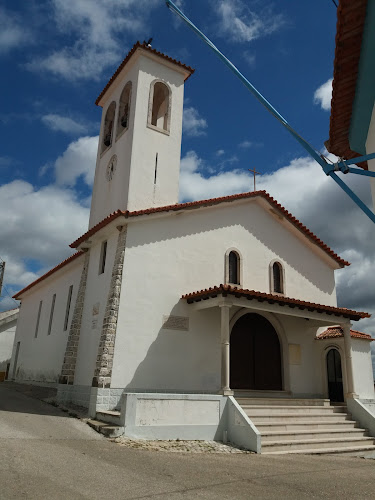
0;0;374;366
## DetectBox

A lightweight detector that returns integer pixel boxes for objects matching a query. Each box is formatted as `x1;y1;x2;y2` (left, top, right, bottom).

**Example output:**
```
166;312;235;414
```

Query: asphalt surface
0;383;375;499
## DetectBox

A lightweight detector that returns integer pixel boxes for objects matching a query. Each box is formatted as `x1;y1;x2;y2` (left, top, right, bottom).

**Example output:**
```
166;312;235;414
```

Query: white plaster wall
74;231;119;386
280;316;324;397
89;51;185;228
351;339;375;399
9;256;83;383
365;102;375;209
0;320;16;371
111;199;337;391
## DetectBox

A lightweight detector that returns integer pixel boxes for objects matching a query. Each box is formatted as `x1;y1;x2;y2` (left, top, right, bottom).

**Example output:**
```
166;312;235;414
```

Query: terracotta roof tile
316;325;374;340
13;251;84;300
70;191;350;267
182;285;370;321
96;41;194;106
328;0;368;168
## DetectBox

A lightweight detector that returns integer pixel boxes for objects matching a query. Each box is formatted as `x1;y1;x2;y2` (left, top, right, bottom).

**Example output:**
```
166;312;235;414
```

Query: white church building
9;42;375;454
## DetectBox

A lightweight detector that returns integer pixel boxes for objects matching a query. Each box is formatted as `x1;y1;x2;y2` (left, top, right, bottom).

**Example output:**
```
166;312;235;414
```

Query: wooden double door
230;313;282;390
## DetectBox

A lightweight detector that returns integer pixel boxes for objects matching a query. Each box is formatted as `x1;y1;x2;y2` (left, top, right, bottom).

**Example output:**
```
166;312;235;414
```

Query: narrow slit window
35;301;42;338
99;240;108;275
150;82;170;131
154;153;158;184
101;101;116;153
47;294;56;336
64;285;73;331
228;251;240;285
272;262;283;294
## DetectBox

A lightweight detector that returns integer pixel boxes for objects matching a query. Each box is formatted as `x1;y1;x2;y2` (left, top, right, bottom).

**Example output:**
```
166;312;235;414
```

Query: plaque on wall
162;315;189;331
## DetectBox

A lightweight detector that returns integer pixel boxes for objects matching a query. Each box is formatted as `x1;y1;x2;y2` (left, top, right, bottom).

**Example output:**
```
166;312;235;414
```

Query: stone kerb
92;226;127;388
59;250;90;385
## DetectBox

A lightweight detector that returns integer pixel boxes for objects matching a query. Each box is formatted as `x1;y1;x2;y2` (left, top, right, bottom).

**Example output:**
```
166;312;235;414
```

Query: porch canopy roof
182;285;370;324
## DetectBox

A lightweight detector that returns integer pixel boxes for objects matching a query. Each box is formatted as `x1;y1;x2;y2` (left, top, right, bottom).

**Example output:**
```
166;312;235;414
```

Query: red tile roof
96;41;195;106
13;251;84;300
316;325;374;340
70;191;350;267
182;285;370;321
327;0;368;168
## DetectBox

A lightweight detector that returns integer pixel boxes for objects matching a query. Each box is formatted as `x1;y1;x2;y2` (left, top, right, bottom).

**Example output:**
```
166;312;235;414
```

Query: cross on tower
248;167;260;191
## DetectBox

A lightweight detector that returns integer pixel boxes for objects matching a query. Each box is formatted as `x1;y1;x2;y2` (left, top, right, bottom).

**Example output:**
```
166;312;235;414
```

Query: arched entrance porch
230;313;282;390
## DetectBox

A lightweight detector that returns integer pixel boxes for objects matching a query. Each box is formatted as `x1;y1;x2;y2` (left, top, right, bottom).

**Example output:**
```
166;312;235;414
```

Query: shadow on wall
127;203;335;295
124;302;221;393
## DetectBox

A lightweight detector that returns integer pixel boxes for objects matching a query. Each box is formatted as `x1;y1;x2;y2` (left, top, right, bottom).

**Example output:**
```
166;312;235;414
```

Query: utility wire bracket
166;0;375;225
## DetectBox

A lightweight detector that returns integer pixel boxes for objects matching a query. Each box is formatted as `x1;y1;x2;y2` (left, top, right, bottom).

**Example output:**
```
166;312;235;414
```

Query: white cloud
26;0;159;81
215;0;285;43
314;78;333;111
243;50;256;67
54;136;98;188
0;7;31;54
0;179;89;312
41;114;90;135
183;107;208;137
239;140;253;149
216;150;225;157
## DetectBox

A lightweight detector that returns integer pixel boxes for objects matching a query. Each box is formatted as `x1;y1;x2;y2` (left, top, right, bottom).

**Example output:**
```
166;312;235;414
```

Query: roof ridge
13;251;84;300
70;191;349;267
96;41;194;106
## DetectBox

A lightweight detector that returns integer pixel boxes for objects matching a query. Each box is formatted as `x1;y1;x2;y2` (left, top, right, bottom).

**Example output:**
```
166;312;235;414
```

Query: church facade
9;42;375;452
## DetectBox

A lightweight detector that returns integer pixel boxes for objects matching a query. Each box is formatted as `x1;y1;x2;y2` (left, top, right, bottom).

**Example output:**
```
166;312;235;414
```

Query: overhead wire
331;0;338;8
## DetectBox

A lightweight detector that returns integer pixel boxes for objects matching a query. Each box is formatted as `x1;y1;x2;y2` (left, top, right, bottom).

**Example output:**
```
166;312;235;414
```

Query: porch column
219;301;233;396
342;322;357;399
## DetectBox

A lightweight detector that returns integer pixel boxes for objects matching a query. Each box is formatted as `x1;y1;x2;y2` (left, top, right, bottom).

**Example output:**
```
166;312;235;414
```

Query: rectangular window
35;301;42;338
64;285;73;331
99;240;107;275
47;294;56;336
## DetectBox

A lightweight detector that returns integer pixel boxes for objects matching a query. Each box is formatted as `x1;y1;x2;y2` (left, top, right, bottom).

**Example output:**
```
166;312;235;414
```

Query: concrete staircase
237;397;375;455
87;410;123;438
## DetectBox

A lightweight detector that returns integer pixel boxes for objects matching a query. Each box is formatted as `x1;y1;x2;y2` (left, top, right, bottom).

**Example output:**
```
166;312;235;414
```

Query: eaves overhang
182;285;370;322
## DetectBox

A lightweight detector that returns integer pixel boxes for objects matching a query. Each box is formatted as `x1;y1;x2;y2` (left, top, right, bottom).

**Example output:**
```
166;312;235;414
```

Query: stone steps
243;405;347;416
236;397;330;407
96;410;121;425
87;418;124;438
263;445;375;455
255;420;360;432
263;436;375;453
236;397;375;455
261;428;367;442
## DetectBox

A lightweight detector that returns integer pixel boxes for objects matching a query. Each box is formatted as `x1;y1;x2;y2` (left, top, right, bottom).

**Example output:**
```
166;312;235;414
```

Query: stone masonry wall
59;250;90;385
92;226;127;388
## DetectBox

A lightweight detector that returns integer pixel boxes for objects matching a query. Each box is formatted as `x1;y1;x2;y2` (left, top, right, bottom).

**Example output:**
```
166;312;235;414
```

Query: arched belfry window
117;81;132;139
148;81;170;132
226;250;241;285
272;261;284;294
102;101;116;153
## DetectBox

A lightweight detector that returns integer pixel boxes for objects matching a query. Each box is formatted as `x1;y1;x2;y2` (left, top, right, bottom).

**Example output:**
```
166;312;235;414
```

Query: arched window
272;261;284;294
101;101;116;153
149;81;170;132
117;82;132;138
227;250;240;285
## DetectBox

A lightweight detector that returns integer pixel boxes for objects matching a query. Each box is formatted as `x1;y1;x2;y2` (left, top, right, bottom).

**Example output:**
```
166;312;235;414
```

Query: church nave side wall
9;255;84;384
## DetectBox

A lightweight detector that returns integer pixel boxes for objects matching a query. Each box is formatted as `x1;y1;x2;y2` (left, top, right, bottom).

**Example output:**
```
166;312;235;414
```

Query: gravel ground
112;436;252;453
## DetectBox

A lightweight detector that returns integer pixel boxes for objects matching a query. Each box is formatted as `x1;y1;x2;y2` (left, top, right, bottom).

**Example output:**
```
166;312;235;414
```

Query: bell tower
88;42;194;229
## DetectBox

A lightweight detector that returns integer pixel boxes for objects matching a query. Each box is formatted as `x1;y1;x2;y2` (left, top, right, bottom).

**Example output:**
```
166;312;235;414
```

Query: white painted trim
269;259;285;295
147;78;172;134
224;247;243;286
320;342;348;400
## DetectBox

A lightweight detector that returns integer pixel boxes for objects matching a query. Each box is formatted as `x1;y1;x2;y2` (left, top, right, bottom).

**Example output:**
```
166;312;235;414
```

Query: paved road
1;384;375;499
